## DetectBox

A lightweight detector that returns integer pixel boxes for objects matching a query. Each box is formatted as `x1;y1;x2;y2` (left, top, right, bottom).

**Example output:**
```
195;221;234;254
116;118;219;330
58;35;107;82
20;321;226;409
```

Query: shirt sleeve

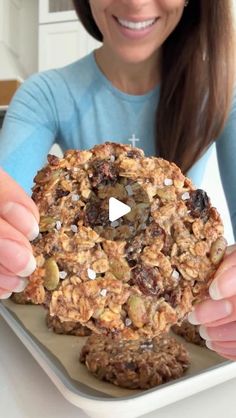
0;72;59;195
216;91;236;240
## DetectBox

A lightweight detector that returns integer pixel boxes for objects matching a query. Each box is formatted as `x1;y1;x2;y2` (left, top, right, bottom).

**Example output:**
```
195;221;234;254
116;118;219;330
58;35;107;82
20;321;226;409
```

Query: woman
0;0;236;359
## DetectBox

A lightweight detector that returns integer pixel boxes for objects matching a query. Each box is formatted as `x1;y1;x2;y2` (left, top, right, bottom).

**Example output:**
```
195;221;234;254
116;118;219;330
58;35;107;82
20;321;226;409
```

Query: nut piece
44;258;60;290
127;295;147;328
210;237;227;265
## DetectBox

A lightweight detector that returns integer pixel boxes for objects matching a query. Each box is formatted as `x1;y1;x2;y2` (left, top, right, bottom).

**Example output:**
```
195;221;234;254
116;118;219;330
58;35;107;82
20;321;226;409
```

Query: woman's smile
112;15;159;40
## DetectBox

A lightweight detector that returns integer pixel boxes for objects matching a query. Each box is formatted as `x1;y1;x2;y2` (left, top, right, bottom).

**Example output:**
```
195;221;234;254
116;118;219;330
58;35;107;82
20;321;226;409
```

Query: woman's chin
114;46;159;65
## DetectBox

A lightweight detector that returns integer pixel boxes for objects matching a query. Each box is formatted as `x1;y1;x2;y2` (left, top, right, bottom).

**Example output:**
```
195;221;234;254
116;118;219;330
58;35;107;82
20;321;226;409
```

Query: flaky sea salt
125;318;132;326
181;192;190;200
59;271;67;280
71;224;78;233
171;269;180;280
164;178;173;186
71;194;80;202
111;220;119;228
55;221;62;231
110;155;115;162
100;289;107;297
140;343;153;349
125;184;133;196
87;268;96;280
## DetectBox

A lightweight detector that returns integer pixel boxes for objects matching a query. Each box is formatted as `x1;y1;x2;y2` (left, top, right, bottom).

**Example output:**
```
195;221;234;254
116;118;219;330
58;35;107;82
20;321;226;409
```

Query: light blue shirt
0;52;236;237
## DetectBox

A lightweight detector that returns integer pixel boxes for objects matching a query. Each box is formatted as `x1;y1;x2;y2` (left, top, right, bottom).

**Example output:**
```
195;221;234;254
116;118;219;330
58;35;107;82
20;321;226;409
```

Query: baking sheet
1;299;227;399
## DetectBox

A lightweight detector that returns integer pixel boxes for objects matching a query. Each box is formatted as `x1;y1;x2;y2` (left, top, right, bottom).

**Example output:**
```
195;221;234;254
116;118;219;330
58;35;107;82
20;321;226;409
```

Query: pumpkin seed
43;258;60;290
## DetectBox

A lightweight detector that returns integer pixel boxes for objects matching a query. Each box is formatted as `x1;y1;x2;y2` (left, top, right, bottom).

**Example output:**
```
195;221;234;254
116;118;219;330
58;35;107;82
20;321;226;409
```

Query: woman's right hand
0;168;39;299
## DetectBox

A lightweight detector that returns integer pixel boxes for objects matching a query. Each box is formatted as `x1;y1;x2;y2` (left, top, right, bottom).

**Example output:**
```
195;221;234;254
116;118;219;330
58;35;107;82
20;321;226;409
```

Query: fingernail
209;279;222;300
206;340;213;350
188;300;232;325
199;325;210;340
13;278;28;293
17;254;36;277
0;239;36;277
209;267;236;300
0;292;12;300
0;202;39;241
188;311;199;325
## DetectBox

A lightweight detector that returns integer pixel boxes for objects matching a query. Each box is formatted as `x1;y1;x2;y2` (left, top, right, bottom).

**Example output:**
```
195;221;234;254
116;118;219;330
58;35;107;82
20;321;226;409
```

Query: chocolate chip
186;189;210;219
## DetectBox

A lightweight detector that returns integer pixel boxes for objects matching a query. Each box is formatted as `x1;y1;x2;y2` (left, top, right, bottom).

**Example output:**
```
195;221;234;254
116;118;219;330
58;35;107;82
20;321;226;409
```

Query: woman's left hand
188;245;236;360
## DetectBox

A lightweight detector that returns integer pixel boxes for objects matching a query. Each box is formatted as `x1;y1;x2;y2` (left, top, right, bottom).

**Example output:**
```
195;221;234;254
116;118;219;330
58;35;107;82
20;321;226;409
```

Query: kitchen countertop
1;315;236;418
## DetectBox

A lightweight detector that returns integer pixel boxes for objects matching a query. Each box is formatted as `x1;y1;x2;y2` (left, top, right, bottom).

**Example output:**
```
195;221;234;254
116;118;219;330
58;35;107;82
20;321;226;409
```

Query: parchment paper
2;299;226;398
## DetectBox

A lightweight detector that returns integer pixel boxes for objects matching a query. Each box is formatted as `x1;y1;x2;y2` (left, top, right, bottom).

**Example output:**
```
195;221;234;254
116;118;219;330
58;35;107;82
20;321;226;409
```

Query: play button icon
109;197;131;222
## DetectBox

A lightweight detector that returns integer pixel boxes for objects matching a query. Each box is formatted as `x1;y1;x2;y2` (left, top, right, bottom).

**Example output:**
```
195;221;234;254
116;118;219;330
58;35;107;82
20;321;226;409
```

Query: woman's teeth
116;17;156;31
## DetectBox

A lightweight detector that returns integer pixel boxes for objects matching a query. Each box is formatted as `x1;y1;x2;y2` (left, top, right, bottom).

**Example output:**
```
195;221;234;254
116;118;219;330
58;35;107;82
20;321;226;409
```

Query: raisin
47;154;60;166
145;222;165;241
125;362;137;371
32;186;41;202
184;221;192;232
84;200;109;226
126;149;142;159
130;265;163;296
55;189;70;200
91;160;118;187
186;189;210;219
162;234;174;256
164;288;181;309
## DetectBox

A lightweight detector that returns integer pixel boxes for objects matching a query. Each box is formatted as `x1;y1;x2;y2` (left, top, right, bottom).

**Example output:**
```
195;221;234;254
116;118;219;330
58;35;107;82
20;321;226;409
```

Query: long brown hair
73;0;235;173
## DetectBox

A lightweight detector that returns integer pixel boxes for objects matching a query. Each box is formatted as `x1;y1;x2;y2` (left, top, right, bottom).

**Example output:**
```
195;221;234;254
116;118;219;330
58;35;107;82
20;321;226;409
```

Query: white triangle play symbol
109;197;131;222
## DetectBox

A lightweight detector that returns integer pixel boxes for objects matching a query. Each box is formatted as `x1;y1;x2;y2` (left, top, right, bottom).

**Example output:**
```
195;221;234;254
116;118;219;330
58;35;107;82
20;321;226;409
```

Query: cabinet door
39;21;101;71
39;0;77;23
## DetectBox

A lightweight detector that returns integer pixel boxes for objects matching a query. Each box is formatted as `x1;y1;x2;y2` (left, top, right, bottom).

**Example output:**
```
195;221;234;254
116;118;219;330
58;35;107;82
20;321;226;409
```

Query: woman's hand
0;168;39;299
188;245;236;360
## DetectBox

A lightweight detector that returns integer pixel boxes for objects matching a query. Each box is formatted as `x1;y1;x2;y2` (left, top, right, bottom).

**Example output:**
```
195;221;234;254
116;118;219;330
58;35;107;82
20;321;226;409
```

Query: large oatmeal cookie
46;313;91;336
172;320;205;346
80;333;190;389
27;142;226;339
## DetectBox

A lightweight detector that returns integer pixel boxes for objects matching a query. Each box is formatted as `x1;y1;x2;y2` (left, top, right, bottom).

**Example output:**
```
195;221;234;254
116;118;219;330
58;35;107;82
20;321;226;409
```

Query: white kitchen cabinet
38;0;101;71
39;0;76;23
